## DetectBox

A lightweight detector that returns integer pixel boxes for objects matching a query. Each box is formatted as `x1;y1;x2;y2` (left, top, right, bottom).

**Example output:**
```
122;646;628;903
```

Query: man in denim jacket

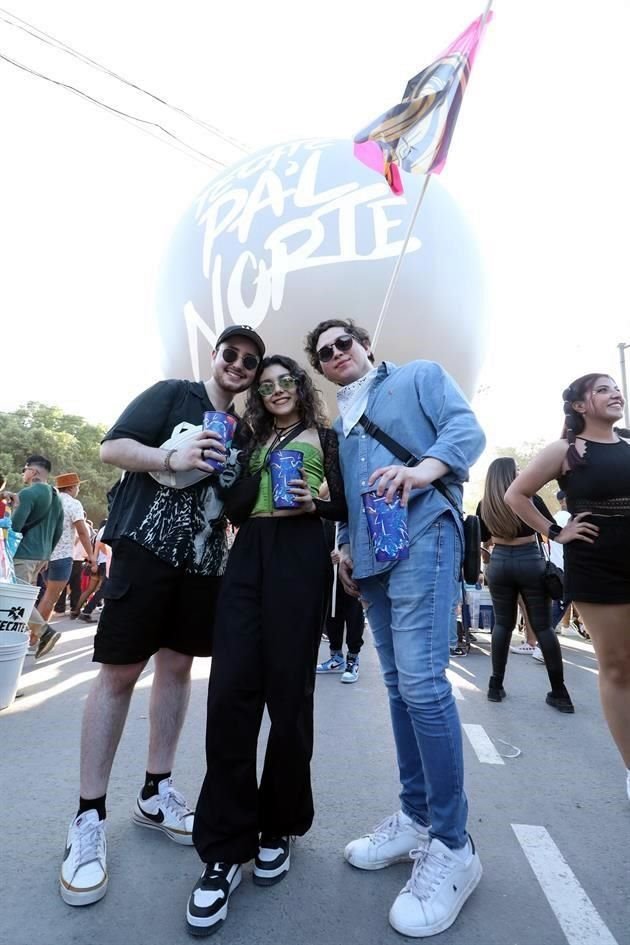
305;318;485;939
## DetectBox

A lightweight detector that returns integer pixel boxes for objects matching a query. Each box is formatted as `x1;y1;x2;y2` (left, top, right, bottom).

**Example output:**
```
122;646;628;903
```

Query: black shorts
93;538;221;664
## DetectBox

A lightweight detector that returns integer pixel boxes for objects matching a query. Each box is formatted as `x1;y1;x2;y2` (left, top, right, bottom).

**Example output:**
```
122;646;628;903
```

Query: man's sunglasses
317;333;354;363
258;375;297;398
221;346;259;372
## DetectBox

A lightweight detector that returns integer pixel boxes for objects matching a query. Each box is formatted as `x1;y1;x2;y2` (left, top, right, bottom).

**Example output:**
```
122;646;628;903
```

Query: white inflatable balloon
157;138;486;404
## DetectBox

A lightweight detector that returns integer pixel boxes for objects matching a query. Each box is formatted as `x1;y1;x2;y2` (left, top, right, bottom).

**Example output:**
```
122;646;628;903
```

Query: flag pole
371;0;494;354
371;174;431;351
330;522;339;618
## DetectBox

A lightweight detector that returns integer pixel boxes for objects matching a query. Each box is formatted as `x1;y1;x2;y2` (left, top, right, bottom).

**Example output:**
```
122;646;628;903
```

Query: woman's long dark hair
243;355;329;445
561;373;630;443
481;457;523;540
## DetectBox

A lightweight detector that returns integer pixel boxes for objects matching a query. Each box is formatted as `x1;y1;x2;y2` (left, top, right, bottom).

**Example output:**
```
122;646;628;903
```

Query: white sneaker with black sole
389;835;482;937
344;810;429;870
253;835;291;885
186;863;241;936
59;810;108;906
132;777;194;844
341;655;360;684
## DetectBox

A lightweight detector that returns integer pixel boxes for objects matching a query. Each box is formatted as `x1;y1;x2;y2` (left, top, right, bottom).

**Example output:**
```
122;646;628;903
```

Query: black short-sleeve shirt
102;379;247;576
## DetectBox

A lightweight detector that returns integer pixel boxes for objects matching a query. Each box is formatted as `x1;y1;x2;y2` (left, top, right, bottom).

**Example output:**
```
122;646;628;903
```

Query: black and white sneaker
132;777;194;844
186;863;241;936
253;835;291;886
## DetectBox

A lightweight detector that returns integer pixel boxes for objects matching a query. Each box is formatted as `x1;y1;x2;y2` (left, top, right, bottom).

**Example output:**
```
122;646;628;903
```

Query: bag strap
359;413;462;519
261;421;308;469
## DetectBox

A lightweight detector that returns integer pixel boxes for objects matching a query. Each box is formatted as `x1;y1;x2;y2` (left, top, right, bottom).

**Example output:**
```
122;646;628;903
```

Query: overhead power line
0;50;227;169
0;6;249;154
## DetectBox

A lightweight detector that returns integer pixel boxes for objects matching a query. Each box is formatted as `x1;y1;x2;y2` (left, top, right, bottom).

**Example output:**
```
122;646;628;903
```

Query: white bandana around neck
337;369;379;437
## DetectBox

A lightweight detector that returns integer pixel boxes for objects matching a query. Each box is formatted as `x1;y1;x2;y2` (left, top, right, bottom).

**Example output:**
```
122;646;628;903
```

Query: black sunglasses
221;346;259;372
317;333;354;363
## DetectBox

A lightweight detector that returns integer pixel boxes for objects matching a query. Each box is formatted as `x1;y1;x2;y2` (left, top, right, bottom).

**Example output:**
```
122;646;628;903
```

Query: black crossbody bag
359;413;481;585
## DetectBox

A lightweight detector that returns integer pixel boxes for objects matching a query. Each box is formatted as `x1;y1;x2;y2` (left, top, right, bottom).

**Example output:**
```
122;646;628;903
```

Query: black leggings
325;578;365;654
193;515;331;865
486;543;566;693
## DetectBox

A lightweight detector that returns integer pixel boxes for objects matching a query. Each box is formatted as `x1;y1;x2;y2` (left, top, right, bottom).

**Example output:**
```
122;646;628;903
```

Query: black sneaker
78;613;94;623
253;835;291;886
487;676;506;702
35;626;61;660
546;691;575;714
186;863;241;936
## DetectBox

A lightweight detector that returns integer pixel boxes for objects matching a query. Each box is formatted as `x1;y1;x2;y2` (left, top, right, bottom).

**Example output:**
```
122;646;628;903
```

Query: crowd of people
2;323;628;940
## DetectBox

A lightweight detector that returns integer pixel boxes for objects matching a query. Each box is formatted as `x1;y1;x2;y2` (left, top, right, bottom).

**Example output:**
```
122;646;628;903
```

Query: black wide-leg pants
193;515;331;865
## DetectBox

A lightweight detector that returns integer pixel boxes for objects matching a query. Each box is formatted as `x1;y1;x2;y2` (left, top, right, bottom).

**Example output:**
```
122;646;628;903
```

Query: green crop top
249;440;325;515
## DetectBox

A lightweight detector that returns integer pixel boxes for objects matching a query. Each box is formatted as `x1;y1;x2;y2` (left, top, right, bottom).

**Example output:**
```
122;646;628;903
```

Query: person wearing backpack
11;454;64;658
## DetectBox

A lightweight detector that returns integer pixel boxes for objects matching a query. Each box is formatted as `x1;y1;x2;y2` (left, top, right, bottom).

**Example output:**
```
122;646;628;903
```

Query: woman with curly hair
505;373;630;799
188;355;347;936
478;457;573;711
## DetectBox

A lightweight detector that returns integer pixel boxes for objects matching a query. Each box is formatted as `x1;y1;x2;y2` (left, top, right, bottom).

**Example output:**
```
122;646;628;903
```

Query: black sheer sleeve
313;427;348;522
533;493;555;524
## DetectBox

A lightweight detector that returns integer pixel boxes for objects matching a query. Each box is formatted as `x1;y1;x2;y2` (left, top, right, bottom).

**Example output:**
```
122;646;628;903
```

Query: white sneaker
509;642;535;655
132;777;194;844
532;646;545;663
389;836;482;937
59;810;108;906
344;810;429;870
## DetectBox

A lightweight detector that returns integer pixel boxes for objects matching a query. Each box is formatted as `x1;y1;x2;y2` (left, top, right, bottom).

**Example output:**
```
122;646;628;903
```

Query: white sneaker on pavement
59;810;108;906
132;777;194;844
531;646;545;663
389;835;482;937
344;810;429;870
509;642;536;655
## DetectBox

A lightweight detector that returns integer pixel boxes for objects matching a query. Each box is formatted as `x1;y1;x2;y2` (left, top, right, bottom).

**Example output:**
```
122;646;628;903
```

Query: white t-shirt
50;492;85;561
549;509;571;570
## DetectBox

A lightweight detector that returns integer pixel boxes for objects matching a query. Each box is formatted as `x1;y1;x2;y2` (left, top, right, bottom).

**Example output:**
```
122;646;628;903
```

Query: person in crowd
317;507;365;683
36;473;97;650
187;355;346;936
505;373;630;799
59;325;265;908
11;455;64;658
478;458;574;711
75;520;111;622
55;516;93;615
303;318;485;939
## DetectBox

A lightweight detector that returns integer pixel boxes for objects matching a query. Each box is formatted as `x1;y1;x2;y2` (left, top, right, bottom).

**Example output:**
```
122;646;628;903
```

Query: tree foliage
0;403;119;525
498;441;561;513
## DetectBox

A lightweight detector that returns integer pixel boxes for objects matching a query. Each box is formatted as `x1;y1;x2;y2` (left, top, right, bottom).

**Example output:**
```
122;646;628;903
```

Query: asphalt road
1;617;628;945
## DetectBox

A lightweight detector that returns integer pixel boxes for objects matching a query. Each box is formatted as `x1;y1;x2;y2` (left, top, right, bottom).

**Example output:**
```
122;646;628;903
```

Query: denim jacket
336;360;486;580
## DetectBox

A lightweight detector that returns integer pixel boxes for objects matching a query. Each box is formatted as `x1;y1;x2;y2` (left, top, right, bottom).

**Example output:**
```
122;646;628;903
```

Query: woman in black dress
506;373;630;799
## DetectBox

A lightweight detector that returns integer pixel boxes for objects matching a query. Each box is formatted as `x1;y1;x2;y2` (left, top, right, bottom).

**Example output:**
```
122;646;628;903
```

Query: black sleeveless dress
558;438;630;603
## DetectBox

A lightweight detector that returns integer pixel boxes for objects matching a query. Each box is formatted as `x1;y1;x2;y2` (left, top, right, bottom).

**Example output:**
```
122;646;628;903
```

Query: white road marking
452;685;464;701
447;668;480;694
462;723;504;765
512;824;618;945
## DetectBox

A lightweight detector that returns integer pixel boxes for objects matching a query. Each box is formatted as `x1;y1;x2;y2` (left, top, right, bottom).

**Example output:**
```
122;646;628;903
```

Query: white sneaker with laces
132;777;194;844
389;836;482;937
509;642;535;655
344;810;429;870
531;646;545;663
59;810;108;906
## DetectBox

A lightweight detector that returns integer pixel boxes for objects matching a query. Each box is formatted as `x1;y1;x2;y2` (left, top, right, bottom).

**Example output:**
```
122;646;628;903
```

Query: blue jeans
359;513;468;850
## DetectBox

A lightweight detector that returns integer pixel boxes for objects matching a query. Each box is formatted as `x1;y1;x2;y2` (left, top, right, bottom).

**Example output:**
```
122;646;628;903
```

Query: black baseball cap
215;325;265;360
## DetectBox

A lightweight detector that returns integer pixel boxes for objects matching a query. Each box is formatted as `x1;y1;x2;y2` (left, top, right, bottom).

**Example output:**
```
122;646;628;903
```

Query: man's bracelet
163;448;178;473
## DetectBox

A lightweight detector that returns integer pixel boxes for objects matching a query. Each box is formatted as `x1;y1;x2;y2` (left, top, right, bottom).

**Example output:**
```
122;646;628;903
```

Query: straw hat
55;472;85;489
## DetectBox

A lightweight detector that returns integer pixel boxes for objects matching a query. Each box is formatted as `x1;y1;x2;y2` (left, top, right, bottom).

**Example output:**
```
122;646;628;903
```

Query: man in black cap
59;326;265;908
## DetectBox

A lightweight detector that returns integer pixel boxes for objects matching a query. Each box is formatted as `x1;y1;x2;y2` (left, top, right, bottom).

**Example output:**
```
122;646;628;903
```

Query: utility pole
619;342;630;428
